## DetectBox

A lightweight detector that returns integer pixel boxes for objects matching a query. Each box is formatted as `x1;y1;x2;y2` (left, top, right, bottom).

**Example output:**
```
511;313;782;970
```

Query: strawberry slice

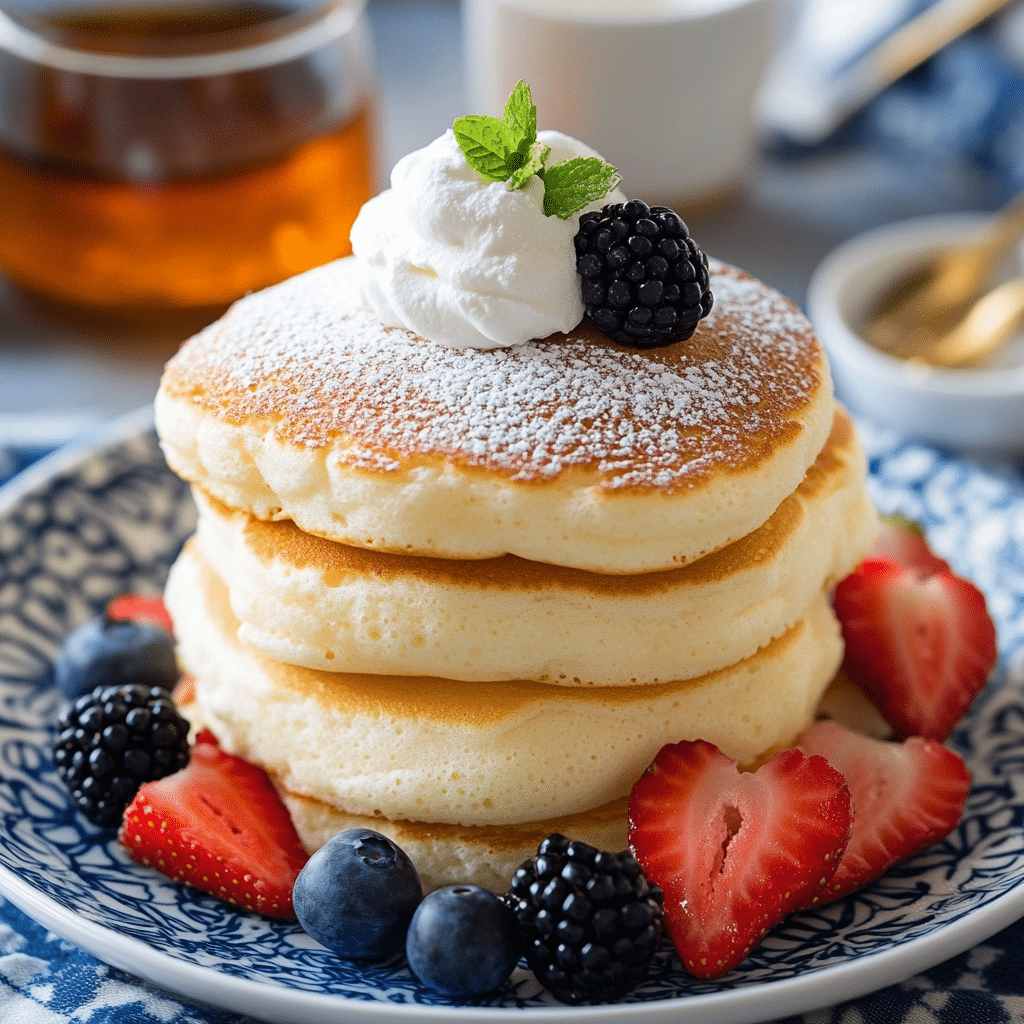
834;553;997;741
107;593;175;636
628;740;852;979
869;515;949;578
798;720;970;902
119;729;308;920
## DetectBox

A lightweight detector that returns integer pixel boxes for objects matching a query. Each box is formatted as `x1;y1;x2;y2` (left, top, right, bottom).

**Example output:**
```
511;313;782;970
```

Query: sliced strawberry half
107;593;175;636
869;515;949;578
628;740;852;979
798;720;970;902
119;729;308;920
834;554;997;741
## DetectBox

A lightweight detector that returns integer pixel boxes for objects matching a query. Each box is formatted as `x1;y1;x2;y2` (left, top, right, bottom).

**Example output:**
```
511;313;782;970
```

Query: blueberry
54;614;177;700
293;829;422;959
406;885;521;998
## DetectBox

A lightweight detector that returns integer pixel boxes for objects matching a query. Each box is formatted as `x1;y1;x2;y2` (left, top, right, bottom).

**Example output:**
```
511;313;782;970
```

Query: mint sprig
542;157;621;219
453;81;620;220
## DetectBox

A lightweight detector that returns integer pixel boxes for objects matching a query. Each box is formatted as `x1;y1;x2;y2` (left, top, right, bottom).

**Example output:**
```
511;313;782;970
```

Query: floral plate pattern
0;409;1022;1024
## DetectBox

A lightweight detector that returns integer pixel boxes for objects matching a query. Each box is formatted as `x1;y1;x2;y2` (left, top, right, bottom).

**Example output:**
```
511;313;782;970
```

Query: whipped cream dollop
350;129;627;350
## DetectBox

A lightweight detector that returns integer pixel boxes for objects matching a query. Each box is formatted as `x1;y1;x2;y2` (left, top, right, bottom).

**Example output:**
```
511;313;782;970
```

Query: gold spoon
906;277;1024;368
865;193;1024;357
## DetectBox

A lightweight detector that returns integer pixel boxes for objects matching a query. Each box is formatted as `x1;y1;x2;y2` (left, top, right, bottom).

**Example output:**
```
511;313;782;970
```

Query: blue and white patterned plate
0;408;1022;1024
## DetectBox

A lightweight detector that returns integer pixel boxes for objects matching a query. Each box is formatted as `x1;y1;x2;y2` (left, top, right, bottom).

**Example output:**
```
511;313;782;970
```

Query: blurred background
2;0;1024;469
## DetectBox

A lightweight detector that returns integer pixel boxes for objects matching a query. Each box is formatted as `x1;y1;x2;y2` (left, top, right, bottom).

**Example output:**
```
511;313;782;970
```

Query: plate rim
2;845;1021;1024
0;404;157;511
1;405;1023;1024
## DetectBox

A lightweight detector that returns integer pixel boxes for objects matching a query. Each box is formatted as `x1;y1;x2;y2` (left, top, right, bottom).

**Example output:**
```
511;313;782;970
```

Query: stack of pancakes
156;256;878;892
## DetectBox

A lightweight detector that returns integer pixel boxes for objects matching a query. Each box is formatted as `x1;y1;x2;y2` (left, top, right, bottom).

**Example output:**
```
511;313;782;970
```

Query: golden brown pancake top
161;258;827;491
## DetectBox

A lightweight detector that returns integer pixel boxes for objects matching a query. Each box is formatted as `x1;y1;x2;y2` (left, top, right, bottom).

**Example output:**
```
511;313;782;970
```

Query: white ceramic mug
463;0;780;209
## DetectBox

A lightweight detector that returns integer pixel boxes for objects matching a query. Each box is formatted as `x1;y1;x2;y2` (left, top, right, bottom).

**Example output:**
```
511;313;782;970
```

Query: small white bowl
806;214;1024;457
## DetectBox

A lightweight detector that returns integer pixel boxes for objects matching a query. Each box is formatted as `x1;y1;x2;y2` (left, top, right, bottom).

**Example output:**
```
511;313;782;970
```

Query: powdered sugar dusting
163;257;825;489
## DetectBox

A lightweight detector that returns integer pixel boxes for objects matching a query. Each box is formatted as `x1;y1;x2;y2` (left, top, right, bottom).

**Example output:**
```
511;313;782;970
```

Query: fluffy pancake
164;539;844;827
176;680;631;892
284;786;630;892
175;683;631;892
277;792;630;895
191;408;876;685
155;256;834;573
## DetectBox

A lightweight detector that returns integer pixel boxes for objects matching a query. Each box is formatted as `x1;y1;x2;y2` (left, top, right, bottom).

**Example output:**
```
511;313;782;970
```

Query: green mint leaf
541;156;621;219
509;141;550;190
453;81;621;213
503;80;537;152
455;81;542;190
453;114;514;181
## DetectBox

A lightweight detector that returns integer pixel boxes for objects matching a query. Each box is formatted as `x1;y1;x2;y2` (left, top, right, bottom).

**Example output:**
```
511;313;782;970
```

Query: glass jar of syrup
0;0;376;309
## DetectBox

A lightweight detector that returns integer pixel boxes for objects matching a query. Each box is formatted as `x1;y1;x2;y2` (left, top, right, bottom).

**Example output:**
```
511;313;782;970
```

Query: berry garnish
833;520;998;741
53;610;177;702
106;593;175;635
868;515;950;578
799;720;971;902
292;828;423;958
120;729;308;919
628;740;852;979
406;885;521;997
504;834;664;1004
574;200;713;349
53;683;190;827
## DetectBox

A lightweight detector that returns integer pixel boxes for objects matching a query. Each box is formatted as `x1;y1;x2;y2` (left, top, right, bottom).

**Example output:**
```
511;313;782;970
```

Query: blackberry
504;833;664;1004
53;683;190;827
574;200;713;349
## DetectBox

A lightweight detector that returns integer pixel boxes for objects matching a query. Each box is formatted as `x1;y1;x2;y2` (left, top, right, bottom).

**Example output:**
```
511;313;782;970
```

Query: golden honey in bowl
0;0;376;309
